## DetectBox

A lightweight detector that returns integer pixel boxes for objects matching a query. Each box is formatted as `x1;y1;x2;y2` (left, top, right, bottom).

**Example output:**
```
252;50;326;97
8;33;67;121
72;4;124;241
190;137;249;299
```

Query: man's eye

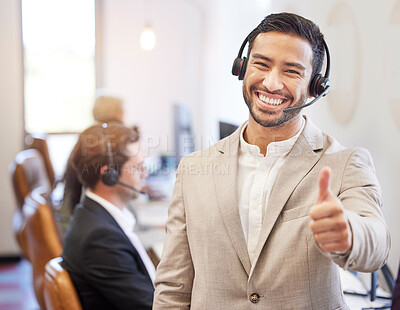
287;70;300;75
255;62;268;68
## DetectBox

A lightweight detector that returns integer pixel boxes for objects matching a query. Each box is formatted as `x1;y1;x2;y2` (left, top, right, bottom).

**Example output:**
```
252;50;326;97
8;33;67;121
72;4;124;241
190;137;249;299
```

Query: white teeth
259;94;283;105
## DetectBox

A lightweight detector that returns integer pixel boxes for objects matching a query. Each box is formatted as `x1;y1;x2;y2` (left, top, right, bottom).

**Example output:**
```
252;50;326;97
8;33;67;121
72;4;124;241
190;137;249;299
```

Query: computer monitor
173;104;194;167
219;121;239;140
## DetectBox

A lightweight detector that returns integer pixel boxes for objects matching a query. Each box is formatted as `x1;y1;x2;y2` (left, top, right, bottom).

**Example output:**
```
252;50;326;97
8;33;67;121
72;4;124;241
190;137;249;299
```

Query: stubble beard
243;84;306;128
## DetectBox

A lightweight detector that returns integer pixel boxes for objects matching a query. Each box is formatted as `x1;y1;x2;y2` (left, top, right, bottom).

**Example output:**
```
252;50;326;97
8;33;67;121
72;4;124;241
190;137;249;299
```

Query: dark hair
247;12;325;78
62;123;140;208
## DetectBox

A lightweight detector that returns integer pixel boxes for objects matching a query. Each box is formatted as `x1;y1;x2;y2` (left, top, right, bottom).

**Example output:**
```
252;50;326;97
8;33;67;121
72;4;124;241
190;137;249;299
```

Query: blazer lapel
213;125;251;276
249;117;324;275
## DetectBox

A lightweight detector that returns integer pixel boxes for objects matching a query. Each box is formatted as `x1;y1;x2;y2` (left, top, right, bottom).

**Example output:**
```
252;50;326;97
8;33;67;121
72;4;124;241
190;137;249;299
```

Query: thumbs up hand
309;166;352;255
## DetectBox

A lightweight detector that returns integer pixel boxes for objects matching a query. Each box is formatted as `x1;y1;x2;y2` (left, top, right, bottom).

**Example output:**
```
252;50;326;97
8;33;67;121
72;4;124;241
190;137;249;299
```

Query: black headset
101;123;144;194
232;33;331;112
101;123;120;186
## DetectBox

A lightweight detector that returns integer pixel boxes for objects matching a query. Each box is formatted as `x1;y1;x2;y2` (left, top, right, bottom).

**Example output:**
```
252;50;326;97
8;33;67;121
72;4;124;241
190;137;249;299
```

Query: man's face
117;142;148;200
243;31;314;128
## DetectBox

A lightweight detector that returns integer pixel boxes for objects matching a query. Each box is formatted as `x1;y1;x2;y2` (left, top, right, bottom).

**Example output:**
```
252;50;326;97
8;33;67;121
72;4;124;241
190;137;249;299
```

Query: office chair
43;257;83;310
10;148;52;209
25;135;56;188
10;149;53;255
17;188;63;309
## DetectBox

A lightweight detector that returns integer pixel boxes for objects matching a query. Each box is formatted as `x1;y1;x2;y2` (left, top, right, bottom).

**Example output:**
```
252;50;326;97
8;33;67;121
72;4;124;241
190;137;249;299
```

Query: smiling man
153;13;390;309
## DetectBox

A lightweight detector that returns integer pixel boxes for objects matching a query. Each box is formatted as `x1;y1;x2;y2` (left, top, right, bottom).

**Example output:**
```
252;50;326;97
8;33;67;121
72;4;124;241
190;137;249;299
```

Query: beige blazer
154;116;390;310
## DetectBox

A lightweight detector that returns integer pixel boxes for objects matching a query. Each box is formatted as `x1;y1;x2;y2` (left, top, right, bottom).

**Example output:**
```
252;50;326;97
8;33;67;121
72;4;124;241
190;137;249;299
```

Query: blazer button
249;293;260;303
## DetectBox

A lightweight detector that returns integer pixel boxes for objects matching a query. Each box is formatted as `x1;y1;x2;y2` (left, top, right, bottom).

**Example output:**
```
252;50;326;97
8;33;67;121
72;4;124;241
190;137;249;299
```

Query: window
22;0;96;133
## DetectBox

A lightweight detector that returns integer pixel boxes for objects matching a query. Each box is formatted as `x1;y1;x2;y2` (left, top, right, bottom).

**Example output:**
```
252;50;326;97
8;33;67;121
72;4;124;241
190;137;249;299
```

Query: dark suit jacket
393;263;400;310
61;196;154;310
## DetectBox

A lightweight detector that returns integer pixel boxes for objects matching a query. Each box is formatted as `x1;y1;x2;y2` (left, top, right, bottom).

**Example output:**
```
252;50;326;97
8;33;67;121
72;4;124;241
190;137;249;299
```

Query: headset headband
233;33;330;82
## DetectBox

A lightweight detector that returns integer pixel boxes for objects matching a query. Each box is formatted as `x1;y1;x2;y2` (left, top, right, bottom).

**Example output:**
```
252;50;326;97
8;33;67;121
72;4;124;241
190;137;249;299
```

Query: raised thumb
317;166;332;203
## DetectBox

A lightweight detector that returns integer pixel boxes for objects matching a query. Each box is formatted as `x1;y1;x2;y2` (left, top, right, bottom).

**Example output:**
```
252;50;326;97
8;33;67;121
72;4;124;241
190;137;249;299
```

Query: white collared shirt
237;118;305;264
85;190;156;283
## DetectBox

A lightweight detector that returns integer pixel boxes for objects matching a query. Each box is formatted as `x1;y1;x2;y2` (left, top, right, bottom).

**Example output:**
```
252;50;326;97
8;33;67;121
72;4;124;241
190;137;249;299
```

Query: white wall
302;0;400;273
199;0;400;273
0;0;24;255
99;0;203;158
199;0;270;141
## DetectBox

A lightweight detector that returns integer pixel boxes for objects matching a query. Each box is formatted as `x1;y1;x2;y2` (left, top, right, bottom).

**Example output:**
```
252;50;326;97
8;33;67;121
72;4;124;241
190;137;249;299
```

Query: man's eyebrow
285;62;306;71
251;53;306;71
251;53;271;62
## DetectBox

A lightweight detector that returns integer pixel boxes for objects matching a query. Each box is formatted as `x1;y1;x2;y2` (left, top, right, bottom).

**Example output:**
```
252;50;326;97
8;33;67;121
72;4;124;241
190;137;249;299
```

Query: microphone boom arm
283;87;330;113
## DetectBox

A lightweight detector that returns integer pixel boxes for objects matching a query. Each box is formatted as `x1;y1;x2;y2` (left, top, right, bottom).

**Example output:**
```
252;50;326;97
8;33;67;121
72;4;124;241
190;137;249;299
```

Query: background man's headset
231;33;331;112
101;123;145;194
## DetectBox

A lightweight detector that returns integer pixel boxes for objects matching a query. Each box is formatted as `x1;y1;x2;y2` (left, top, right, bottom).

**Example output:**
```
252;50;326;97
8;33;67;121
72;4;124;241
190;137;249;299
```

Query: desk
135;200;169;228
134;199;169;262
341;269;392;309
134;172;175;262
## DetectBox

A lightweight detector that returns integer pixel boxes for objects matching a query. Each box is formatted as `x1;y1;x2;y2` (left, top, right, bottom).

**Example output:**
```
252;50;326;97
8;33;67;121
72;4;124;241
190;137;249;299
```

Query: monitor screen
219;121;239;140
173;104;194;167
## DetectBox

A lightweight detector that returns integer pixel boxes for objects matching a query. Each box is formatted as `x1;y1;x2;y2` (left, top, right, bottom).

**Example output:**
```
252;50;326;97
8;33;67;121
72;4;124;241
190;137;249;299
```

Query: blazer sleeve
333;147;391;272
153;157;194;309
82;227;154;310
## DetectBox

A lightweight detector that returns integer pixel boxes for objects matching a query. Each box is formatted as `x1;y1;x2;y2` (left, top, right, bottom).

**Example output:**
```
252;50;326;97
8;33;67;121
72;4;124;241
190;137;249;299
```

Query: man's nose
262;69;284;92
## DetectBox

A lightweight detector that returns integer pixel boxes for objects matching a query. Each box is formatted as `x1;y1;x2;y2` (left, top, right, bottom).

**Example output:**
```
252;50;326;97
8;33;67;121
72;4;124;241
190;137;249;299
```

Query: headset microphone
101;123;146;196
116;181;147;195
283;85;330;113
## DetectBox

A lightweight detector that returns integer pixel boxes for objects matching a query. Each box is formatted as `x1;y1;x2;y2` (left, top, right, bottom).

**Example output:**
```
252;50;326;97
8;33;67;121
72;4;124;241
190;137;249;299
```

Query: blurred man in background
61;123;154;310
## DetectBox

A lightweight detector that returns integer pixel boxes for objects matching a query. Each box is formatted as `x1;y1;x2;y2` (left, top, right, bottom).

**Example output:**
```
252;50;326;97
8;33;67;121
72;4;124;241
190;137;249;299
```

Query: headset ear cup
309;74;322;97
102;168;119;186
317;76;330;96
238;57;248;80
232;57;243;77
310;74;331;98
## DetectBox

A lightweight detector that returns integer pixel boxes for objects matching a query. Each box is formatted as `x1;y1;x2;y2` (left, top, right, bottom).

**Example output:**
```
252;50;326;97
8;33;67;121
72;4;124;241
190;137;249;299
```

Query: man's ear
100;165;108;175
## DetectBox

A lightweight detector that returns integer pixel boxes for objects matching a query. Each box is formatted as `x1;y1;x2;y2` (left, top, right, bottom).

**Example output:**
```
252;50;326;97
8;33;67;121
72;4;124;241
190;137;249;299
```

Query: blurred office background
0;0;399;306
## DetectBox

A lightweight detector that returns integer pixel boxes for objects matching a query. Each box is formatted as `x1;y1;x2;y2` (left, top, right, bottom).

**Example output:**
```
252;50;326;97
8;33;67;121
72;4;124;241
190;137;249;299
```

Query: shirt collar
239;116;305;157
85;189;136;232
